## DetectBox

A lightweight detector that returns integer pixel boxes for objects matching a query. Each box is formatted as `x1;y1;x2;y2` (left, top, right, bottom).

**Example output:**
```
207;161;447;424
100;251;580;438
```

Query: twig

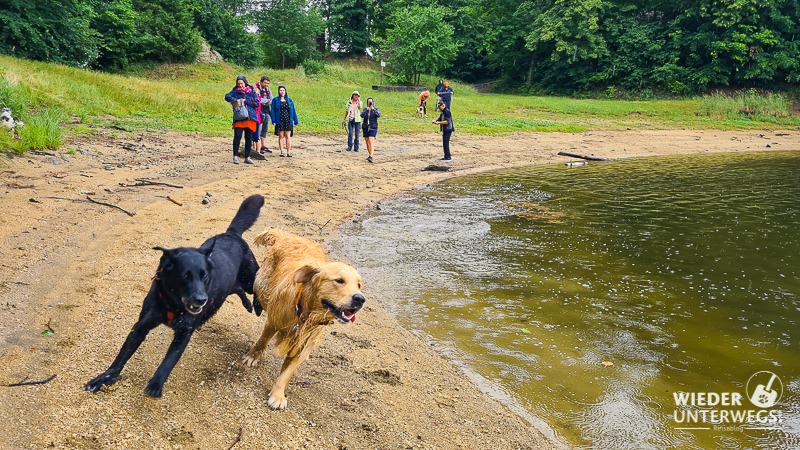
557;151;612;162
167;196;183;206
86;196;136;216
7;374;56;387
134;178;183;188
227;428;243;450
46;318;54;333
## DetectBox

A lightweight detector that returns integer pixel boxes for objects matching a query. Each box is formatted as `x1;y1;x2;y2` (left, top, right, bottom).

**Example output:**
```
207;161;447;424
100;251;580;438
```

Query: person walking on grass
435;78;445;103
256;76;273;154
270;85;298;157
342;91;363;152
432;101;454;161
360;97;380;163
224;75;260;165
440;81;454;109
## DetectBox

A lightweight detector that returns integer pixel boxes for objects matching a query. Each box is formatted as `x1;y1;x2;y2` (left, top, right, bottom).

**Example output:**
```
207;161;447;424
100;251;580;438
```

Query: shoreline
0;129;797;449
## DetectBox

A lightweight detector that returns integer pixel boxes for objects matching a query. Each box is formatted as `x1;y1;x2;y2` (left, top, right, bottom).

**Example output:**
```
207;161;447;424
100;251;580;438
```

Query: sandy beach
0;128;796;449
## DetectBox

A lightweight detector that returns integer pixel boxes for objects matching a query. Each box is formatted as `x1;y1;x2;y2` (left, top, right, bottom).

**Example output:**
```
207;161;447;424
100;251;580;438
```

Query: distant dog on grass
242;228;365;410
85;194;264;397
1;107;23;131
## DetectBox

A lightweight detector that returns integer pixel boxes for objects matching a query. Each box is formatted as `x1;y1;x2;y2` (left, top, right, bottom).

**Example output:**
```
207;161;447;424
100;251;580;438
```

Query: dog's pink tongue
342;310;356;322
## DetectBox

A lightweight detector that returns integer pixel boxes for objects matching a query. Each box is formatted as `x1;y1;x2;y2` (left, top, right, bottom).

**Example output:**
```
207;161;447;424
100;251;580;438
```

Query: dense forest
1;0;799;94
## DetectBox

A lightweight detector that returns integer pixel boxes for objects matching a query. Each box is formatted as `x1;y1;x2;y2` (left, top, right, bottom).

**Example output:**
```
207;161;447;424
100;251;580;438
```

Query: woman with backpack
224;75;260;164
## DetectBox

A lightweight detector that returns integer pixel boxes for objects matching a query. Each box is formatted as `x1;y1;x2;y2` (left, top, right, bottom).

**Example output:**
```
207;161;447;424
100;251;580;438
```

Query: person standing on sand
360;96;380;163
432;101;454;161
256;76;273;154
342;91;363;152
270;85;298;157
418;89;430;117
224;75;260;165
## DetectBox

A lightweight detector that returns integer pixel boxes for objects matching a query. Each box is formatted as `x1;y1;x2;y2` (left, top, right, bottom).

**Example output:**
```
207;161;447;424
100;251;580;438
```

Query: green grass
0;55;798;154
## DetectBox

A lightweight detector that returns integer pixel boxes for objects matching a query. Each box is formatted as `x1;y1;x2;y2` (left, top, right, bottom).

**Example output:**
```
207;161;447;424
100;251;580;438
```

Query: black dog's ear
153;247;173;271
204;238;216;259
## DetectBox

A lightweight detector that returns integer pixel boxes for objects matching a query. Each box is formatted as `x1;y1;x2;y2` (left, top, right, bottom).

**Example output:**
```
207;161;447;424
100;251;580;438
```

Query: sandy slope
0;127;796;449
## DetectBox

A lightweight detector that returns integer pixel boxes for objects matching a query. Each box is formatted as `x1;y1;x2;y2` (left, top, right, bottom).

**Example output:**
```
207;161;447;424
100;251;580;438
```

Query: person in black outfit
360;97;380;163
432;102;454;161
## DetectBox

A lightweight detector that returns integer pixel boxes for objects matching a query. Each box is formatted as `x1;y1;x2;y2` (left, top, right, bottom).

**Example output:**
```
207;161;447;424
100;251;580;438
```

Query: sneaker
245;157;254;164
346;147;352;152
366;156;374;163
440;157;452;161
233;156;239;164
354;148;360;152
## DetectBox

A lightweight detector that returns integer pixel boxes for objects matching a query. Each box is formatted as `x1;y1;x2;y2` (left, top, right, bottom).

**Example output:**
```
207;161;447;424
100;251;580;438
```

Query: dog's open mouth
185;304;205;315
322;300;358;324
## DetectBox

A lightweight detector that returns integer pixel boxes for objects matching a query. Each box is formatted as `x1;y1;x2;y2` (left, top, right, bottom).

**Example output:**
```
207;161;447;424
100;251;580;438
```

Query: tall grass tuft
18;108;65;150
701;89;792;119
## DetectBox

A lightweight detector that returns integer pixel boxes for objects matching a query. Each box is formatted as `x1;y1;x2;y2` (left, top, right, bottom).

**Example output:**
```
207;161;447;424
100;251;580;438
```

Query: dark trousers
348;120;361;151
233;127;253;158
421;101;427;115
442;131;452;159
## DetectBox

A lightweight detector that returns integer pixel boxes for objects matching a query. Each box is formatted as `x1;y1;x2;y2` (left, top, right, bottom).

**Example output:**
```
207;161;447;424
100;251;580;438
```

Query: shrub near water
701;90;792;119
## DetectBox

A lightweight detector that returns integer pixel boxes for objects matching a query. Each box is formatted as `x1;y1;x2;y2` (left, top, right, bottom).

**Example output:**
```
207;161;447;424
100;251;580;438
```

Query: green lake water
336;150;800;449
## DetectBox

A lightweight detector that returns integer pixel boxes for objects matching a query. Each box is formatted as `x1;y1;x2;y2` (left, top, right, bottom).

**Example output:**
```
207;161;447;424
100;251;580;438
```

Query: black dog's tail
226;194;265;237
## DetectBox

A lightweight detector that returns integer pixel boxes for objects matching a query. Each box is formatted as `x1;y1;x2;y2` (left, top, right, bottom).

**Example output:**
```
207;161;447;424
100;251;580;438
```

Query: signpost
380;60;386;86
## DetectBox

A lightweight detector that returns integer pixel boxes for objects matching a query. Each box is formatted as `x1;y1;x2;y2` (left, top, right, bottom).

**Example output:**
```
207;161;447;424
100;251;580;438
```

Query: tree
135;0;202;63
89;0;146;70
378;5;459;86
257;0;324;69
330;0;371;55
0;0;97;66
191;0;261;66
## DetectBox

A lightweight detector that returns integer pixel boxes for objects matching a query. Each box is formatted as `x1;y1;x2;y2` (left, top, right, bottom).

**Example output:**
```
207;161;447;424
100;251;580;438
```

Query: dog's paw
242;353;260;367
267;393;288;410
85;372;116;392
144;380;164;398
253;297;263;316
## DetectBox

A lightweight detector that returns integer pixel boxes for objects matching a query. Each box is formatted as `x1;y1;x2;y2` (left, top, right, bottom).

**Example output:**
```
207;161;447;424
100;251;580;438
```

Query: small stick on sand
227;428;243;450
86;196;136;216
7;374;57;387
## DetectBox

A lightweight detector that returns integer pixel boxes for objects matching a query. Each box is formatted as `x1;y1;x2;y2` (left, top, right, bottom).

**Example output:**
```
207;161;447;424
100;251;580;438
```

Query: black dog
85;194;264;397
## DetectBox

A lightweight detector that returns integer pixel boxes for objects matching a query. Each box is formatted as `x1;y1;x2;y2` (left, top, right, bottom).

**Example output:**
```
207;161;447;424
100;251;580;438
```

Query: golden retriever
242;228;365;410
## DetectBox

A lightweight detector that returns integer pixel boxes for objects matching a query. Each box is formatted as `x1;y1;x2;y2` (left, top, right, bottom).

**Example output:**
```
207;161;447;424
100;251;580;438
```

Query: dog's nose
351;293;365;309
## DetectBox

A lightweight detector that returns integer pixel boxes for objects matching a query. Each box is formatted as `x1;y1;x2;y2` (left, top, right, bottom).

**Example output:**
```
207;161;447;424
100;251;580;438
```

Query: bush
302;59;327;76
18;108;64;150
701;89;791;119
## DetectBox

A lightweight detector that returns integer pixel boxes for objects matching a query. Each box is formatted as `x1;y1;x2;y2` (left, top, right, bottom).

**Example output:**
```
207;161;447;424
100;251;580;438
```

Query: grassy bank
1;55;799;153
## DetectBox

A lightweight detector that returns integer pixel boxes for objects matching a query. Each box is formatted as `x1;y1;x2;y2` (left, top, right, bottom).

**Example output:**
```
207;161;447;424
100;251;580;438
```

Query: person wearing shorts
360;97;380;163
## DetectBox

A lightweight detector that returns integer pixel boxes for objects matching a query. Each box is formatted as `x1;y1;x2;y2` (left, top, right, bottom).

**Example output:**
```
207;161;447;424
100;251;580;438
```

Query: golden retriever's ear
294;264;320;284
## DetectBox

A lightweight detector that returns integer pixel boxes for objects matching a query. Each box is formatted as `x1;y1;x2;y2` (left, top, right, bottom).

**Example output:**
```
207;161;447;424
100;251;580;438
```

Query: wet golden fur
242;228;364;410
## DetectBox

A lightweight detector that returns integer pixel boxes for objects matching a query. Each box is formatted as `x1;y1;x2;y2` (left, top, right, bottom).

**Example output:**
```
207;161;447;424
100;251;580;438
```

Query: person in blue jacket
270;85;299;157
224;75;260;164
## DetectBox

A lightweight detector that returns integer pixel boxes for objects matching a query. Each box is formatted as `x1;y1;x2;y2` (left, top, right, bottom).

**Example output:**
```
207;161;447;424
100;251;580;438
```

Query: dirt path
0;128;796;449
